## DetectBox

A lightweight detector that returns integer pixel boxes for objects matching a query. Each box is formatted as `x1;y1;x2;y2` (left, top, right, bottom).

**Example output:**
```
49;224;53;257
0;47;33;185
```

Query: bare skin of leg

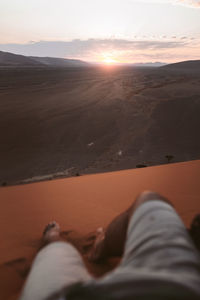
89;191;172;262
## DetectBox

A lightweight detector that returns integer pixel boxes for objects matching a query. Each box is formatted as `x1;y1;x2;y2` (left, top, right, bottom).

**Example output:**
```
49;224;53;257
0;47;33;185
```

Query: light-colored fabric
20;201;200;300
92;200;200;298
19;241;91;300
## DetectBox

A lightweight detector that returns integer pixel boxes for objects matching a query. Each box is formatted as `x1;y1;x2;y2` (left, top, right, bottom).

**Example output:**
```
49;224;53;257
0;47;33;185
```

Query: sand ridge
0;160;200;299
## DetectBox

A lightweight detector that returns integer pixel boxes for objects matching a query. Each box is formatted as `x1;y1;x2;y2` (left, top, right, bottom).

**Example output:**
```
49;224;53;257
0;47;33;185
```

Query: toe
43;221;60;236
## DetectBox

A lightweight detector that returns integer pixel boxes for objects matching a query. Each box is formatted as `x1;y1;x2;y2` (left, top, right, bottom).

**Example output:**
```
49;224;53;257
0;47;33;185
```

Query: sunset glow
0;0;200;63
101;53;118;64
103;57;117;64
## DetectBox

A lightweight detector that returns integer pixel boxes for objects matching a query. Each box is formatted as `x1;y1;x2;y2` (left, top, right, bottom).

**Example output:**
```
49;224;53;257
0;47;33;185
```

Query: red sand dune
0;160;200;300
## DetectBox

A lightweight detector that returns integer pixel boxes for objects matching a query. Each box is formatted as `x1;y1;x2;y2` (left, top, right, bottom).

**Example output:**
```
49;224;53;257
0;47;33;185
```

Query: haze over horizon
0;0;200;64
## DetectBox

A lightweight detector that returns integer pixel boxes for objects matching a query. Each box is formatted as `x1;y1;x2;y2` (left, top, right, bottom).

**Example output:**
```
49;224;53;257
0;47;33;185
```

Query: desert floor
0;66;200;185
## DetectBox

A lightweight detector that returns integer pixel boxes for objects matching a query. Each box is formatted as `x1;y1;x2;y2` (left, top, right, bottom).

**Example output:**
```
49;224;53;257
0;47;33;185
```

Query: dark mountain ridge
0;50;42;66
162;60;200;70
30;56;89;67
0;50;88;67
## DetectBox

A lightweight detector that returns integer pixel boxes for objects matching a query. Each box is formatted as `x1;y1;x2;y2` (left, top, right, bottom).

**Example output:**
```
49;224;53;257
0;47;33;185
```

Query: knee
128;191;173;217
137;190;172;206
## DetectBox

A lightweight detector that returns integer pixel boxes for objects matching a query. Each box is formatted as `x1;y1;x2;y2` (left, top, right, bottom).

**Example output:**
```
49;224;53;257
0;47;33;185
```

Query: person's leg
89;191;171;261
121;192;199;269
189;214;200;251
20;222;92;300
92;191;200;298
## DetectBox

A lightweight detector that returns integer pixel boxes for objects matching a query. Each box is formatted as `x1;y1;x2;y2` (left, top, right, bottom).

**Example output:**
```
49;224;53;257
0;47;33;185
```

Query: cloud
0;38;188;58
0;37;198;63
177;0;200;7
131;0;200;8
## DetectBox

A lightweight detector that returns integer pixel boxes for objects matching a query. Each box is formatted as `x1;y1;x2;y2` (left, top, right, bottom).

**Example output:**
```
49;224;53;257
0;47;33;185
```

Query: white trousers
94;200;200;298
20;200;200;300
19;242;91;300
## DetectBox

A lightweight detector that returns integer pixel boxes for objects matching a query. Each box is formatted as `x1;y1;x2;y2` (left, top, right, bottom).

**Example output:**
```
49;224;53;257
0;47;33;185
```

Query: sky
0;0;200;63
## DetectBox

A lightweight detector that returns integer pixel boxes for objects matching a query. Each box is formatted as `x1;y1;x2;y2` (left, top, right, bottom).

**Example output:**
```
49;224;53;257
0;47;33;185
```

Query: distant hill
0;50;89;67
30;56;88;67
133;62;166;67
0;50;42;66
162;60;200;70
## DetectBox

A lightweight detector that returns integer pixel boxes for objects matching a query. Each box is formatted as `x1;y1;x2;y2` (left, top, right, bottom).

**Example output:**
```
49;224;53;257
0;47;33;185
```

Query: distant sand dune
0;66;200;185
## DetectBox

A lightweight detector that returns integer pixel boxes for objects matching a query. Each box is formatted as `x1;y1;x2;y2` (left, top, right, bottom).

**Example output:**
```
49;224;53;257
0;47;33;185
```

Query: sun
101;52;117;64
103;57;117;64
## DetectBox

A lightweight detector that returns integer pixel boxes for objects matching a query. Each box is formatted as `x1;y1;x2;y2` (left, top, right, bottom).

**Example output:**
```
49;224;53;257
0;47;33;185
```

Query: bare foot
88;227;106;262
43;221;61;244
